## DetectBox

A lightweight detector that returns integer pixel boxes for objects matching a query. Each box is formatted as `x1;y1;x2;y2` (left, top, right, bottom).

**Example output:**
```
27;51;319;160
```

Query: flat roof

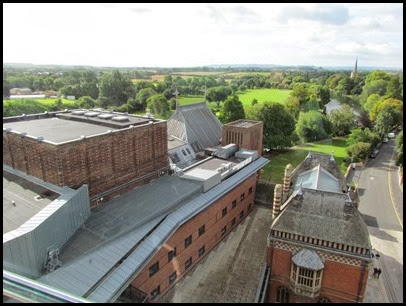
188;157;240;172
3;117;119;143
3;171;59;234
225;119;261;128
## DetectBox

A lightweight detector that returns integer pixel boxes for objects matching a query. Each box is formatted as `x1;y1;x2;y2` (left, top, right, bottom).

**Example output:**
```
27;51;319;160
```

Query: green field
236;88;291;106
3;98;77;106
261;137;348;183
178;95;205;106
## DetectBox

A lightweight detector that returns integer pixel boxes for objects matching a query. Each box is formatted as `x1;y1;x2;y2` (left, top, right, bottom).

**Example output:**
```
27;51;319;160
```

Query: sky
3;3;403;68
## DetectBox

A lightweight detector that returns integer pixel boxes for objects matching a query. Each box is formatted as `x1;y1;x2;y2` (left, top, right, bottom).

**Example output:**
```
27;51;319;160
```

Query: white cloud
2;3;403;68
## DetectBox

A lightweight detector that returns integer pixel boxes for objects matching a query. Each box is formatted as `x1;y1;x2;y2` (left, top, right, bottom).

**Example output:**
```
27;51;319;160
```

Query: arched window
318;297;331;303
276;286;289;303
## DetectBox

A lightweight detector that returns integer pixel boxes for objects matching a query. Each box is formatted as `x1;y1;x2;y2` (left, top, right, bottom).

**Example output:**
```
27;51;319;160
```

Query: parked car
383;137;388;143
370;149;379;158
388;132;395;139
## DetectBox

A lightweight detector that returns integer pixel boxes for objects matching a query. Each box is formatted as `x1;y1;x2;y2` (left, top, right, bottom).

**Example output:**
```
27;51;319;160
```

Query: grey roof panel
292;248;324;270
88;157;269;302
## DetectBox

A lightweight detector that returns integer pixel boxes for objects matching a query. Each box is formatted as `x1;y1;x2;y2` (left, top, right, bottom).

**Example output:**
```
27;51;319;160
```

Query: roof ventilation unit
84;111;100;117
111;115;129;122
72;110;86;116
98;114;114;120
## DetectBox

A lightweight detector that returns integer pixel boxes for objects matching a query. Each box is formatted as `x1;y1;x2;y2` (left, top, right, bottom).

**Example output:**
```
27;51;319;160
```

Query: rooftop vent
98;114;114;120
72;110;86;116
112;115;129;122
85;111;100;117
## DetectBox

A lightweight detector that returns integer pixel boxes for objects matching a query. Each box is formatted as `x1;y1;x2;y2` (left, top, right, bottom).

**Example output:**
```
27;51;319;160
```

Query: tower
351;57;358;78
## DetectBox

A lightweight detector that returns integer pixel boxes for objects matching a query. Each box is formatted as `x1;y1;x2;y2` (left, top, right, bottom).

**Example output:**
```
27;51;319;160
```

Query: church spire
351;57;358;78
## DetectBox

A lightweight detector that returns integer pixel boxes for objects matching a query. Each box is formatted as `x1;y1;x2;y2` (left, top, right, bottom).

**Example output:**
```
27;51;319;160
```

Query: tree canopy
218;95;245;124
98;70;135;106
295;110;329;143
328;104;357;136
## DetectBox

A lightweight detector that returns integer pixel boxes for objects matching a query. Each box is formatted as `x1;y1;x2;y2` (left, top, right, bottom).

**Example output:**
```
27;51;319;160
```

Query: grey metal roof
293;164;340;194
290;153;347;193
39;157;269;302
272;188;371;250
292;248;324;270
167;102;223;150
89;157;269;302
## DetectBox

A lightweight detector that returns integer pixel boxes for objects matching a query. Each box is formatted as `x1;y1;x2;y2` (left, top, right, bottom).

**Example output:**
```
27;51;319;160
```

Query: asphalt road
349;138;403;303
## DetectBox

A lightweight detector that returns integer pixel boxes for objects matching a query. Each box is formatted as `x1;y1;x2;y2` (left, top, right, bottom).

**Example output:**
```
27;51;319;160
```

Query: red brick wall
222;122;263;156
2;122;169;200
131;173;258;300
268;246;369;303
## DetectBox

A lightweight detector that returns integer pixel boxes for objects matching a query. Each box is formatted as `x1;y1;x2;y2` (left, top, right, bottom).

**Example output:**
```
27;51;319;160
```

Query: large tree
98;70;135;106
218;95;245;123
328;104;357;136
257;102;296;150
346;128;380;148
295;110;329;143
147;94;169;117
206;86;232;107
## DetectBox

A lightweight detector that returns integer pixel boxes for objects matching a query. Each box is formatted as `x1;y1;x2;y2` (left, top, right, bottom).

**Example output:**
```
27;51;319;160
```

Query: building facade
267;153;371;303
3;110;168;207
222;119;263;156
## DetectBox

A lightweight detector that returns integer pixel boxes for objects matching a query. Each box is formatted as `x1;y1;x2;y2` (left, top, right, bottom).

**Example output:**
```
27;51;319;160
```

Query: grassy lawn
178;95;205;105
236;88;291;106
3;98;77;106
261;137;348;183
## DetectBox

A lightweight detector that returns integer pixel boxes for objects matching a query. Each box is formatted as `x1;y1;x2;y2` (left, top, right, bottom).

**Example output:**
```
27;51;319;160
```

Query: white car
388;133;395;139
383;138;388;143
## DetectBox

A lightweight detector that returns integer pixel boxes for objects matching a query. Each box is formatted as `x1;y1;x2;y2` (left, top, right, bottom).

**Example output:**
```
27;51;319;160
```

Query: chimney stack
273;184;283;219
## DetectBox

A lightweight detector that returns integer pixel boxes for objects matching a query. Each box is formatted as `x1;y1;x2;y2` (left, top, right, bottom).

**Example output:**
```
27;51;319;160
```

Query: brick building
267;152;372;303
222;119;263;156
3;110;168;207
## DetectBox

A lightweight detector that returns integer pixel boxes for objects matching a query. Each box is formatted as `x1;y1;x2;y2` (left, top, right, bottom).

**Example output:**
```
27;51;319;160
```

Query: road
348;138;403;303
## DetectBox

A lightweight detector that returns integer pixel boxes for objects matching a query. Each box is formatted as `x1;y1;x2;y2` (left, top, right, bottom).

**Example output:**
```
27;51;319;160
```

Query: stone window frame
276;286;289;303
290;263;323;295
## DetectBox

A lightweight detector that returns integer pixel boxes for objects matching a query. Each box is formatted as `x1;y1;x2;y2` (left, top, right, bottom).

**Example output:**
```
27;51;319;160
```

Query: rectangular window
248;203;252;211
168;248;177;263
249;187;253;195
182;149;187;156
199;225;205;237
149;262;159;277
221;225;227;236
231;217;236;226
222;207;227;217
232;200;237;209
185;235;192;248
169;271;177;284
186;148;191;155
151;286;160;298
240;210;244;219
199;245;205;257
240;193;245;202
185;257;192;270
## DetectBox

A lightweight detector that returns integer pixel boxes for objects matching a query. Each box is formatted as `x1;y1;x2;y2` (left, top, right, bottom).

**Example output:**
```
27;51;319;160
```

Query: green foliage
295;110;328;143
135;88;157;111
363;94;382;112
328;104;357;136
77;96;96;109
218;95;245;124
98;70;135;106
251;98;258;106
206;86;232;107
385;75;402;100
371;98;403;135
147;94;169;116
257;102;295;150
317;85;330;106
395;131;403;166
346;128;380;148
2;98;80;117
346;142;372;161
169;98;177;110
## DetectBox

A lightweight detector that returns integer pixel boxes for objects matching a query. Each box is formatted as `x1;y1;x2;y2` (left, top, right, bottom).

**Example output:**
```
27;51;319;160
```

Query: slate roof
167;102;222;151
290;152;347;193
272;188;370;249
292;248;324;270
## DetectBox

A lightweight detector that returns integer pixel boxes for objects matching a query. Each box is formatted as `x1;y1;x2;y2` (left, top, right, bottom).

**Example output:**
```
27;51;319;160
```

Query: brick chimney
283;164;293;195
272;184;283;219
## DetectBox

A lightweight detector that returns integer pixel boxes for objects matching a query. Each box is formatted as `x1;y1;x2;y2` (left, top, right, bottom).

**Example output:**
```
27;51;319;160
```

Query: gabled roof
293;164;340;194
167;102;222;151
272;188;371;250
291;152;347;192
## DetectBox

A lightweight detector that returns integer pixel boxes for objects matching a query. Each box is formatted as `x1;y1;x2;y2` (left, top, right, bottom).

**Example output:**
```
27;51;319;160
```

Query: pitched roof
293;164;340;194
167;102;222;151
272;188;370;249
291;152;347;192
